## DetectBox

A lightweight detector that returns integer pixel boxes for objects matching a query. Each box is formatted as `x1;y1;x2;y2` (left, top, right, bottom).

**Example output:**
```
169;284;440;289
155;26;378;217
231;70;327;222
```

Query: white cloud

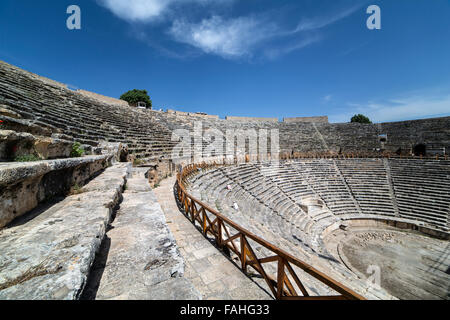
166;5;361;59
294;4;362;32
99;0;173;22
98;0;234;22
323;95;332;102
98;1;361;60
329;93;450;123
263;35;322;60
169;16;279;58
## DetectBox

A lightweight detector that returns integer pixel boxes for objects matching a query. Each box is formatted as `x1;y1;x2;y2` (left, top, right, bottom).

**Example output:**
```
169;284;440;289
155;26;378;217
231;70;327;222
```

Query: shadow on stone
80;236;111;300
5;196;64;229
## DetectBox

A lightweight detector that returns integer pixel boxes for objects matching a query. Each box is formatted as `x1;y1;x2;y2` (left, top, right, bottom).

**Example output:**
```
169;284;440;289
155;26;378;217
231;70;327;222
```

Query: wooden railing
175;163;366;300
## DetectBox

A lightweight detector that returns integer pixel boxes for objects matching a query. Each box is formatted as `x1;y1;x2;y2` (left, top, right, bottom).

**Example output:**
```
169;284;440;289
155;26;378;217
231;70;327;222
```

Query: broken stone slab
0;155;112;187
0;130;74;160
98;141;129;163
0;155;113;228
89;173;201;300
0;115;55;137
0;163;131;300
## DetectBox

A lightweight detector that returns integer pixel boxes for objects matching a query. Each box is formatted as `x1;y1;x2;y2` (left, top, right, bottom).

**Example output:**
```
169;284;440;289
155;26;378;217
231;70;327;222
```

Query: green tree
120;89;152;108
351;114;372;124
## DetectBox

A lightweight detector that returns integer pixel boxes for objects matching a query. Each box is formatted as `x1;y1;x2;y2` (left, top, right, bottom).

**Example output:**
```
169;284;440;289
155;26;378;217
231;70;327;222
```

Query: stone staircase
0;163;198;300
0;163;130;299
82;168;200;300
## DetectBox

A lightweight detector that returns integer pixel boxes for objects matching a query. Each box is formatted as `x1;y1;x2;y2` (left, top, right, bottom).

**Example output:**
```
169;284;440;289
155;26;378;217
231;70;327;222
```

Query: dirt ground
325;226;450;300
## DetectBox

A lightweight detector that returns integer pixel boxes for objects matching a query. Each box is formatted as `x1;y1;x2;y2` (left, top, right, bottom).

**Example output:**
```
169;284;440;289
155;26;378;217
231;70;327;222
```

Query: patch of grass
14;154;41;162
0;258;61;291
69;184;85;195
70;142;85;158
133;158;144;166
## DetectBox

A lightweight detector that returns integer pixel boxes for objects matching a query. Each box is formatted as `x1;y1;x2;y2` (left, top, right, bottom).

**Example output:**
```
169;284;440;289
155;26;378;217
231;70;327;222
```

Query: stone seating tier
2;61;450;162
186;160;450;249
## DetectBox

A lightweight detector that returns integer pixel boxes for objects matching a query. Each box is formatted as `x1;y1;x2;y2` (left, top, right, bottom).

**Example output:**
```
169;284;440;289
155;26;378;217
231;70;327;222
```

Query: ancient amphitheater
0;60;449;300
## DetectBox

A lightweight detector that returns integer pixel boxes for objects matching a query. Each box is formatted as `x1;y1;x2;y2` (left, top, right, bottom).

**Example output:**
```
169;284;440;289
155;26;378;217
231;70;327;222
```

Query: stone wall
225;116;278;122
283;116;329;123
378;117;450;154
142;158;175;188
167;109;219;119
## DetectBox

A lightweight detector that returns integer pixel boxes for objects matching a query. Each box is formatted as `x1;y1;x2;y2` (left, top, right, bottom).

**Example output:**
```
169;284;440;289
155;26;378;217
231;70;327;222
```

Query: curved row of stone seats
279;159;447;233
189;167;317;263
0;154;113;228
190;165;326;252
290;160;361;216
186;159;449;243
0;61;177;161
238;164;331;244
336;159;397;217
149;107;386;156
183;161;450;299
0;163;130;299
255;162;337;227
187;168;282;243
389;159;450;230
3;61;449;160
256;163;315;202
149;107;328;156
184;165;394;299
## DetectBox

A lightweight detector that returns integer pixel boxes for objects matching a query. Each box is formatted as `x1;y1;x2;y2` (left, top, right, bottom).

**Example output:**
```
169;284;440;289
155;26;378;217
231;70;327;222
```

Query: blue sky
0;0;449;123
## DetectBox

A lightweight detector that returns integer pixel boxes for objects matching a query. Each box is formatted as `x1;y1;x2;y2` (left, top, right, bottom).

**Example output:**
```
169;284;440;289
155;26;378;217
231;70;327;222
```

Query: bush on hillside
351;114;372;124
120;89;152;108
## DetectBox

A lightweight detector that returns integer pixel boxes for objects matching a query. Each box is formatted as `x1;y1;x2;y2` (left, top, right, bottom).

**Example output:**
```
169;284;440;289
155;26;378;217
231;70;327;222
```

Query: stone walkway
82;168;200;300
153;176;272;300
0;163;129;300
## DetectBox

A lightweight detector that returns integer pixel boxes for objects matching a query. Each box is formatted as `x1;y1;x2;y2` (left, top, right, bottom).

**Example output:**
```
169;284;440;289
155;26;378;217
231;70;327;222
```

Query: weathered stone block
0;155;112;228
0;163;131;300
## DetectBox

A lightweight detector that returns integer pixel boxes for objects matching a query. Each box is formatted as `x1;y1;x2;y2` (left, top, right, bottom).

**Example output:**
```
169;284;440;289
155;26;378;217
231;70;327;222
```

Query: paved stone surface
0;155;112;228
0;163;130;300
153;176;272;300
84;168;201;300
335;228;450;300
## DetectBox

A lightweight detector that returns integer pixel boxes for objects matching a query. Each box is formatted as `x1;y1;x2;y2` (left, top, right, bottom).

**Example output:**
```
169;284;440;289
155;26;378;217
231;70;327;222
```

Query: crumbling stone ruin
0;60;448;300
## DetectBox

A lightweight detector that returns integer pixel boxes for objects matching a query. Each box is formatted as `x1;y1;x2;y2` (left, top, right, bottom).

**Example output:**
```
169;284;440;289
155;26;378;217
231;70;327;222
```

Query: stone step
83;168;200;300
0;154;113;228
0;163;131;300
